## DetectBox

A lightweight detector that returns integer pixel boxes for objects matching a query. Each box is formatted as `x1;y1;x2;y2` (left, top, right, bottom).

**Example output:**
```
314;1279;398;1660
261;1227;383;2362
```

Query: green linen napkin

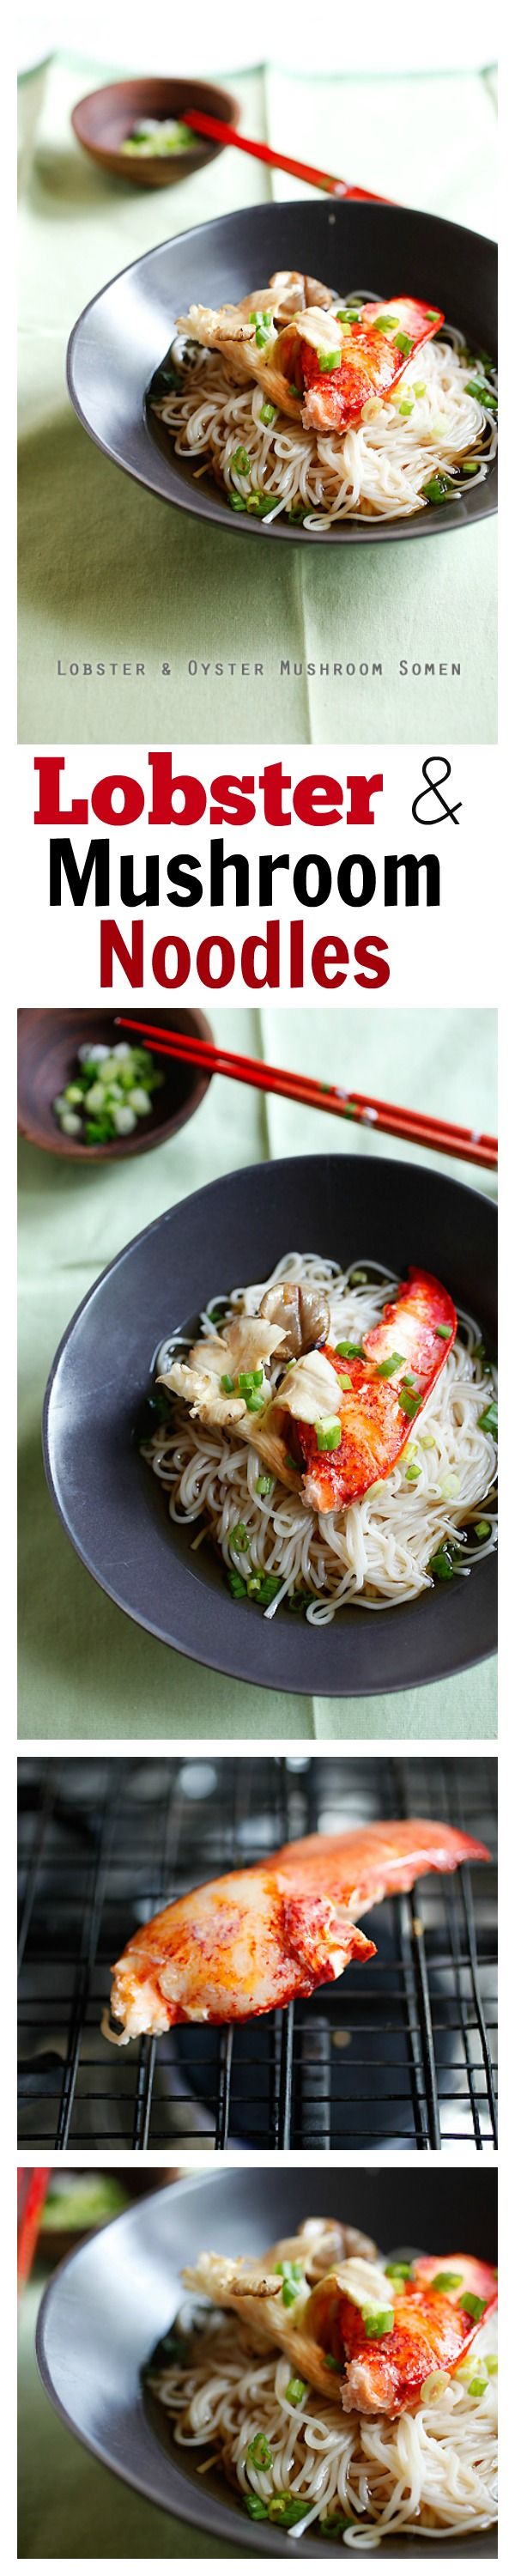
18;1004;497;1741
18;55;497;744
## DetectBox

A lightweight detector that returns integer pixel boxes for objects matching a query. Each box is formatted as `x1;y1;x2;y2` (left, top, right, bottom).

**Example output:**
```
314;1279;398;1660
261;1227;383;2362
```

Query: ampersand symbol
412;756;462;826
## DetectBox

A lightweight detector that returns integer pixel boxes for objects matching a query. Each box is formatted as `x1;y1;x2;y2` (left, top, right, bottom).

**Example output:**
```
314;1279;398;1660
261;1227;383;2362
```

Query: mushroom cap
259;1279;330;1358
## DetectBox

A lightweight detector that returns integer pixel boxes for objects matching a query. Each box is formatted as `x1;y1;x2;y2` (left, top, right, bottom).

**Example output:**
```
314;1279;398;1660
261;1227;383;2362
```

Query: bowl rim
41;1150;497;1691
66;196;498;546
71;74;239;125
17;1005;214;1162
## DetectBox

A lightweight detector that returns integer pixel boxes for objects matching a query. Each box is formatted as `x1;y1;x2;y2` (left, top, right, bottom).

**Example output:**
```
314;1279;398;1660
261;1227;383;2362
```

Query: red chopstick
183;107;388;204
116;1021;497;1172
17;2168;52;2293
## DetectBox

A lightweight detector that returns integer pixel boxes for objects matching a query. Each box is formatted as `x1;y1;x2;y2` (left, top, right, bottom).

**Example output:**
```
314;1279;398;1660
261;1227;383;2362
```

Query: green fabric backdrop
18;54;497;744
18;1005;497;1741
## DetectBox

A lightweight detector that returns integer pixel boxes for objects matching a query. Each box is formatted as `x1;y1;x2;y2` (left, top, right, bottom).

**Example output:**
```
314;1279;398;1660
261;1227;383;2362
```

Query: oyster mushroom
259;1279;330;1358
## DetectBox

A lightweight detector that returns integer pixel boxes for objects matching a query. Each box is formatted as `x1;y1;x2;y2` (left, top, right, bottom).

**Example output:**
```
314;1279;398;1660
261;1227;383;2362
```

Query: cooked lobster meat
182;2230;497;2418
305;2251;498;2415
106;1818;488;2041
298;297;444;433
282;1268;457;1510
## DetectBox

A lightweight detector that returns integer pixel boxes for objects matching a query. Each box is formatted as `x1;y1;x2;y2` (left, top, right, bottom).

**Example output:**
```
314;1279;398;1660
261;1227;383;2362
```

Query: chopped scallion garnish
430;2271;464;2293
375;1349;405;1378
478;1400;498;1436
314;1416;342;1451
247;2431;272;2470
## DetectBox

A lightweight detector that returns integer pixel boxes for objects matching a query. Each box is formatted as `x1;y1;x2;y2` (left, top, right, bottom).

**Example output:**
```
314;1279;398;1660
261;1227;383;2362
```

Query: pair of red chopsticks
116;1021;497;1172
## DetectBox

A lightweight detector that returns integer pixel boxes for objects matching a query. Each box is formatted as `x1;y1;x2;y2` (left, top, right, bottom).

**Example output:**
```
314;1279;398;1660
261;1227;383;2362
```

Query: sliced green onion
385;2262;412;2281
474;1519;491;1539
238;1370;264;1391
268;2497;311;2528
275;2259;304;2306
221;1374;234;1394
405;1463;421;1481
485;2354;498;2375
429;1546;455;1581
375;1349;406;1379
421;472;455;504
397;398;414;416
436;1323;453;1339
394;331;414;356
465;380;498;411
413;380;426;396
337;1372;352;1392
245;491;277;515
318;348;341;372
479;1400;498;1436
256;1474;273;1497
398;1388;421;1418
461;2293;488;2322
336;1340;365;1360
372;314;398;335
228;493;246;511
319;2513;356;2537
419;1433;436;1449
364;2307;394;2339
459;458;481;476
285;2376;308;2405
231;1522;249;1550
247;2432;272;2470
324;2353;343;2371
259;401;276;425
468;2377;488;2397
232;444;250;474
227;1569;246;1598
430;2271;464;2294
245;2496;269;2519
314;1416;342;1452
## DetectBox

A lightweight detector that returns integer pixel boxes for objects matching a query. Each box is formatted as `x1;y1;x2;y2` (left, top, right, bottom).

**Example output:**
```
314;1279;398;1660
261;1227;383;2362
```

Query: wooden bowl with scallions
17;1009;213;1163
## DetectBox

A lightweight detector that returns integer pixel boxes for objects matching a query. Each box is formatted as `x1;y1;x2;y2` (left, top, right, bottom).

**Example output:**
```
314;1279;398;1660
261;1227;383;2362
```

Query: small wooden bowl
17;1008;213;1163
71;77;239;188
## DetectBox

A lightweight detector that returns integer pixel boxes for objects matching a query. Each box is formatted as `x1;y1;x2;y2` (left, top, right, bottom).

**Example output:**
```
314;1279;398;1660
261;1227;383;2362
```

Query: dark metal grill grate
18;1755;497;2153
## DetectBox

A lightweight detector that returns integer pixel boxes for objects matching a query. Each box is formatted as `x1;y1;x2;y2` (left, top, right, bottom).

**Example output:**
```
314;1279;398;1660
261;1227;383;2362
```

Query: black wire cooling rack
17;1754;497;2154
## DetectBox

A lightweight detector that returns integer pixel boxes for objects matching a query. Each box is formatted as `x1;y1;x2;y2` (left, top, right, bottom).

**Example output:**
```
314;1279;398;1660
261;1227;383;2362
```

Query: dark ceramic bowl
17;1008;213;1163
67;197;497;544
71;77;239;189
42;1153;497;1697
36;2167;497;2558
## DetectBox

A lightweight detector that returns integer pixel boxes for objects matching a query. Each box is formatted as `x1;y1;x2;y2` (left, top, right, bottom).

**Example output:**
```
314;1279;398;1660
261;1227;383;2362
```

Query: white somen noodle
150;2307;498;2543
142;1253;497;1620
